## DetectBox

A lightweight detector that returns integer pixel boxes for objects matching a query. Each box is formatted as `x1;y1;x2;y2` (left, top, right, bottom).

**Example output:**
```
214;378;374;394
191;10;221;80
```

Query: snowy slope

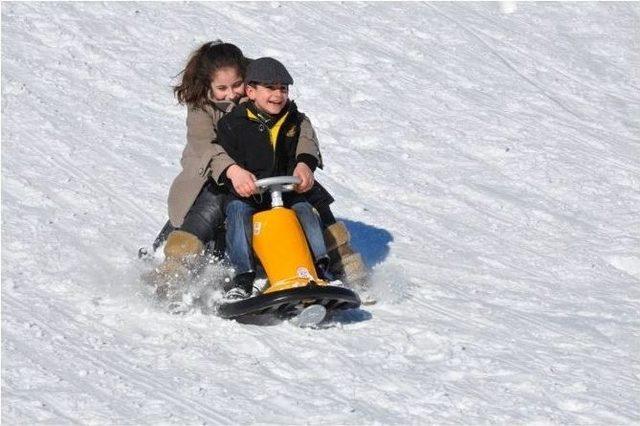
2;2;639;424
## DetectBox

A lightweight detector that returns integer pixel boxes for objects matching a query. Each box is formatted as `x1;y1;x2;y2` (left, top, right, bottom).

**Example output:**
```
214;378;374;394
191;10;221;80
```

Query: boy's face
246;83;289;115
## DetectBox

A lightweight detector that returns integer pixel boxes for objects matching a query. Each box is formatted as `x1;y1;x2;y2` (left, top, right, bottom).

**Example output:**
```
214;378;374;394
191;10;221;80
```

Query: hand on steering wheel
292;162;314;193
226;165;258;197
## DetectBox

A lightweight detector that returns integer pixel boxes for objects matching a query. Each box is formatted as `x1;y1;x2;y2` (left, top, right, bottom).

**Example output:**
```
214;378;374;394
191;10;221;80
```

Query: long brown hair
173;41;247;109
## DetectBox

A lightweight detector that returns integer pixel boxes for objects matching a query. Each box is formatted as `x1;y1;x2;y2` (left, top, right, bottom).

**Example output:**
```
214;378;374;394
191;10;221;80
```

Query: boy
215;57;331;299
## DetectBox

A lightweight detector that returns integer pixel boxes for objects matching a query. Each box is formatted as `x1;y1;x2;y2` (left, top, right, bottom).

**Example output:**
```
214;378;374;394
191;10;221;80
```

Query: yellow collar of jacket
247;109;290;149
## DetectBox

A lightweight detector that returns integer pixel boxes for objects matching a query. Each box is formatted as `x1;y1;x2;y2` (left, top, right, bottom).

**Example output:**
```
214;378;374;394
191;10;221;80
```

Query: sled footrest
218;285;361;319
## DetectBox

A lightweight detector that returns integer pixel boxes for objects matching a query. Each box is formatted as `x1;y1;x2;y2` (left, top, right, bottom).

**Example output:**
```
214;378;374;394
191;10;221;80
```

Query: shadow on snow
339;218;393;268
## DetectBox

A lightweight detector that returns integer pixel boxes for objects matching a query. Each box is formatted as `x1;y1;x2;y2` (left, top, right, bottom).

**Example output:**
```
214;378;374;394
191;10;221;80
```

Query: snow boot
323;221;367;284
315;256;333;282
149;230;204;300
223;271;255;300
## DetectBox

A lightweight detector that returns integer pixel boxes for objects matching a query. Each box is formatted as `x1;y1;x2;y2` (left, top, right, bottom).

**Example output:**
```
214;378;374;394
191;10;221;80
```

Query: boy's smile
247;83;289;115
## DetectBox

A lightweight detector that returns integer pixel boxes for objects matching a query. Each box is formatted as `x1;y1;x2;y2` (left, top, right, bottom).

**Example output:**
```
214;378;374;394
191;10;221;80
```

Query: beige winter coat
167;100;323;227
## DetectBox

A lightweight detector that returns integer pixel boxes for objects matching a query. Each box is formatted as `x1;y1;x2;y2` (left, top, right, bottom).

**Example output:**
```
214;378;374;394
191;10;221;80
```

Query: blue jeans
225;199;328;274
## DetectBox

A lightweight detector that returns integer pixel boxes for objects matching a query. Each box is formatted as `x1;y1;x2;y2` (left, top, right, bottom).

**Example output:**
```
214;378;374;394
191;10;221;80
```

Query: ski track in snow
2;2;639;424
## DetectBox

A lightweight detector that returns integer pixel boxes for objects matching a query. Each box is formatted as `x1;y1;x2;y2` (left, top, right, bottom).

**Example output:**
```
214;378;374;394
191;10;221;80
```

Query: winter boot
223;271;255;300
323;221;367;284
314;256;333;282
148;230;204;300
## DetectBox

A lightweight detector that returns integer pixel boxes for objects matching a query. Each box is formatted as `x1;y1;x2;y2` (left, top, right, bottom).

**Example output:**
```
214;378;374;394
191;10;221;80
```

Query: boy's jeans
225;199;328;275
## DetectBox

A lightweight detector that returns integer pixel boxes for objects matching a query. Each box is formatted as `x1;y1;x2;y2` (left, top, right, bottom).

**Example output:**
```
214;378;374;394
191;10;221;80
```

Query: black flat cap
246;57;293;85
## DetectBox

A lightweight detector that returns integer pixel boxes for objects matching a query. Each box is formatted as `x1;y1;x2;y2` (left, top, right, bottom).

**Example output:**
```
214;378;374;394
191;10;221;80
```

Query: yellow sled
218;176;361;321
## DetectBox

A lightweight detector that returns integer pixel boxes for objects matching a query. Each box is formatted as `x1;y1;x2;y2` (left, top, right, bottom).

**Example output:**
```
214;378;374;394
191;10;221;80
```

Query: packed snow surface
2;2;639;424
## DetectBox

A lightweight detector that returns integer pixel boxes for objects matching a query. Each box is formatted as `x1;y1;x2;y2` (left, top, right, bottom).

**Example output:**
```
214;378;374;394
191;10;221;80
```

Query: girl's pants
180;181;227;244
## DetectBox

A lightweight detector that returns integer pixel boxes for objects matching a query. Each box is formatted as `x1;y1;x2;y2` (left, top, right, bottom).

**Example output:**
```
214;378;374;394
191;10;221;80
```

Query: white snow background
2;2;639;424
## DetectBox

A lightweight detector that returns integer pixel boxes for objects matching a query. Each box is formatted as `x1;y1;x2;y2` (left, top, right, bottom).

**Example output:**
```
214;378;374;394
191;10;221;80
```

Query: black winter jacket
216;101;318;183
216;101;333;209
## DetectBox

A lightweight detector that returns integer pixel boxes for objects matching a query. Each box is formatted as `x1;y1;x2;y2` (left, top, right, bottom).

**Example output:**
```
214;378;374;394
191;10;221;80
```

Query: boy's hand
226;165;258;197
293;162;314;193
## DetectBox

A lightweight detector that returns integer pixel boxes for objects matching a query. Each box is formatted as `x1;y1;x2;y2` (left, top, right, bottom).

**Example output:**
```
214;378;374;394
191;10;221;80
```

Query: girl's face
210;67;245;102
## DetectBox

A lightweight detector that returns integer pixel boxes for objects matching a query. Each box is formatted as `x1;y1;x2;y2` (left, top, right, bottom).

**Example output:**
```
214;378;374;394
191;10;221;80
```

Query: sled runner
217;176;361;323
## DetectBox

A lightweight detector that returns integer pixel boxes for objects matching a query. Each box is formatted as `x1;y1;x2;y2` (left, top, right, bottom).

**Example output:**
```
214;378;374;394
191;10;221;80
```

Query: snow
2;1;639;424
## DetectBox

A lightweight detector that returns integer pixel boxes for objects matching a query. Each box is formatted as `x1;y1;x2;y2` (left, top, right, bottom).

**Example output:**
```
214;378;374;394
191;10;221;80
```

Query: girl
150;41;365;300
